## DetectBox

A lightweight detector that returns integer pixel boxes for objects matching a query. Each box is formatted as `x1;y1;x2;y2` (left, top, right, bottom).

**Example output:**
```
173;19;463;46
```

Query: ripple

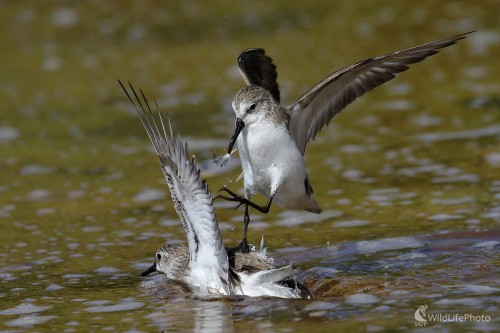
415;124;500;143
132;188;166;202
345;293;380;304
472;241;499;249
458;284;500;295
276;209;343;227
95;266;121;274
0;126;19;142
51;8;79;26
485;152;500;167
26;189;52;201
375;100;414;111
333;219;371;228
45;284;64;291
84;298;144;313
481;207;500;221
355;237;424;254
431;173;479;184
431;197;475;205
434;297;482;307
427;214;463;221
303;301;338;311
0;302;51;315
4;315;56;327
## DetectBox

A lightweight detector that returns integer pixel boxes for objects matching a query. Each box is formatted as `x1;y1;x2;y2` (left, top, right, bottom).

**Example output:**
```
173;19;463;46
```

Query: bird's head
141;244;189;279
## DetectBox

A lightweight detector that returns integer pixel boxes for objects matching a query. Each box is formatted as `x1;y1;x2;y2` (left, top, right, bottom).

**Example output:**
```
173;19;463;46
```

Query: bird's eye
156;253;162;260
249;103;256;111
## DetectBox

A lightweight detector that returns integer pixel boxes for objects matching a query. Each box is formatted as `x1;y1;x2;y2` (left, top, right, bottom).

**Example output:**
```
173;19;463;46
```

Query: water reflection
131;229;499;332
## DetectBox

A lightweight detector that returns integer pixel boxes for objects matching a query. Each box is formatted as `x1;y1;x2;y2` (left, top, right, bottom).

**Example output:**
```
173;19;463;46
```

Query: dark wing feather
238;48;280;103
288;31;474;154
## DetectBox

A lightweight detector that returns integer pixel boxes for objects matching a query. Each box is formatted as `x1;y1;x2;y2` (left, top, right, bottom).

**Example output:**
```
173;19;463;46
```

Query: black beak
141;262;157;276
227;118;245;155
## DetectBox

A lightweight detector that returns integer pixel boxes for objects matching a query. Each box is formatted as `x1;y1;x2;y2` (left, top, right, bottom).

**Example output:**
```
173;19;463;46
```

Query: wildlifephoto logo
414;304;429;324
414;304;492;327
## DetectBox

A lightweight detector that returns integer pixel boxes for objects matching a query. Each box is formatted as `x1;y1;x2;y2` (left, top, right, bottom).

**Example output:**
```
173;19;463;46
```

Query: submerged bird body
119;81;306;298
217;32;473;243
147;241;303;298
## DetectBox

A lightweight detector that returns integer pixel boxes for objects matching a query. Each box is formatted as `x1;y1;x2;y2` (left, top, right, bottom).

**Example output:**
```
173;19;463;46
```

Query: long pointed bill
227;118;245;155
141;262;157;276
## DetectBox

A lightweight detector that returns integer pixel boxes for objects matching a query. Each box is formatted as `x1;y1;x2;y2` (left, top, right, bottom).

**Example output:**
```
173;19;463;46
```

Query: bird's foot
226;238;250;256
214;186;248;208
238;238;250;254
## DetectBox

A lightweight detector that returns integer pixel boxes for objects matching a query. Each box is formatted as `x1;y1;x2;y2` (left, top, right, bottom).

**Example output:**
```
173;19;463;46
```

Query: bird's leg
216;186;274;214
216;187;275;254
238;204;250;253
225;206;250;255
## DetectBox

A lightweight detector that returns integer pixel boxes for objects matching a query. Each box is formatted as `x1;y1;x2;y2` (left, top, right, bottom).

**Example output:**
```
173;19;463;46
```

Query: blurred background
0;1;498;332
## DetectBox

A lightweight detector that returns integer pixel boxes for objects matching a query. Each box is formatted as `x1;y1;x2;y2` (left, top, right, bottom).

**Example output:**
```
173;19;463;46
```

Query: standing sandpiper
215;31;473;251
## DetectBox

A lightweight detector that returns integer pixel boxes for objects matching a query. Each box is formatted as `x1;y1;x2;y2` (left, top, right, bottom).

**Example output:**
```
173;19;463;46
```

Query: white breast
237;121;305;200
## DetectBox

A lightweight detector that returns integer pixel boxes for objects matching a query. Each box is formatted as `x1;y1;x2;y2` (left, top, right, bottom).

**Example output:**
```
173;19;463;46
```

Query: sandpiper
119;81;309;298
215;31;473;250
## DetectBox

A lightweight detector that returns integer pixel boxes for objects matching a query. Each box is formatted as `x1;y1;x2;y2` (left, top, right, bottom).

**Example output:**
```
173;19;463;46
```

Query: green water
1;1;498;332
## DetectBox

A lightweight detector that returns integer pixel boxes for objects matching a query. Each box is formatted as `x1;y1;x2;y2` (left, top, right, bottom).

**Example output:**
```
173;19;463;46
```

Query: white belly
236;121;311;208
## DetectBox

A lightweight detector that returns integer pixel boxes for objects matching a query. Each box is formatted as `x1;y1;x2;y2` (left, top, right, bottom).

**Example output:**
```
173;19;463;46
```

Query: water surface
0;1;499;332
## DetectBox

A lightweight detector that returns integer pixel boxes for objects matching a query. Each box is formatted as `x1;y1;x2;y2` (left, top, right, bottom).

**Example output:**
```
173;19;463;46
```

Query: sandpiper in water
215;31;473;250
119;81;308;298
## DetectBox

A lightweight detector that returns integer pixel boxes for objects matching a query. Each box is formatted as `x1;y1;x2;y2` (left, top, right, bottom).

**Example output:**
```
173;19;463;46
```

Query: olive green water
0;1;499;332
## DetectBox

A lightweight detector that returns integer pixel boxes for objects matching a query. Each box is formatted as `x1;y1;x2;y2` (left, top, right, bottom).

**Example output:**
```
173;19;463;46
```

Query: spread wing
119;81;230;294
288;31;473;154
238;48;280;103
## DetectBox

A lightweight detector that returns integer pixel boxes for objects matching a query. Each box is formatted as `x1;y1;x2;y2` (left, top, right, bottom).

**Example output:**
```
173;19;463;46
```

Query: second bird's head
141;244;190;279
